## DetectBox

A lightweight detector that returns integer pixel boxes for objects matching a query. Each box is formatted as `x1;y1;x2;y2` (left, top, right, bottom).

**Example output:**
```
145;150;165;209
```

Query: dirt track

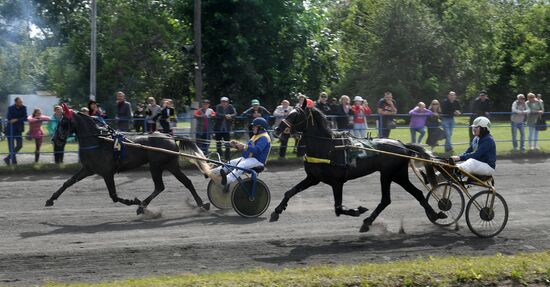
1;158;549;285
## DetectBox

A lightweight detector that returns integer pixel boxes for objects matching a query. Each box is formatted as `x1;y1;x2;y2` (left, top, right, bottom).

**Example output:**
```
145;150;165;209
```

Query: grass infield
44;251;550;287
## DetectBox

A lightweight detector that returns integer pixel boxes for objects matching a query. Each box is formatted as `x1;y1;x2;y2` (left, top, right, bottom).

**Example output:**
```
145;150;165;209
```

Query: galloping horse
46;104;211;214
271;101;446;232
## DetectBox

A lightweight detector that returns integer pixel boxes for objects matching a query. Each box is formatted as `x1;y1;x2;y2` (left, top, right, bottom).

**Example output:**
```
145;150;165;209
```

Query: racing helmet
471;116;491;131
251;117;269;130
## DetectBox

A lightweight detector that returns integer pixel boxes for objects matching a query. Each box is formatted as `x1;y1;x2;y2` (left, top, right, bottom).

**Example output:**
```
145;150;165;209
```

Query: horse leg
270;176;320;222
103;175;141;207
167;163;210;211
45;167;94;206
136;167;165;215
360;174;392;232
332;182;368;217
393;169;447;222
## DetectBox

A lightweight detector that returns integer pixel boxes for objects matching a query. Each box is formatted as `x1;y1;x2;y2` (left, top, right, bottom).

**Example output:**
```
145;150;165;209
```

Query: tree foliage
1;0;550;113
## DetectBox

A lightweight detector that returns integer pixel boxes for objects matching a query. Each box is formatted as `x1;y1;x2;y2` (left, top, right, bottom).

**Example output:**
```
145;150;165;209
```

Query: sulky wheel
465;190;508;238
231;178;270;218
427;182;465;226
207;179;233;210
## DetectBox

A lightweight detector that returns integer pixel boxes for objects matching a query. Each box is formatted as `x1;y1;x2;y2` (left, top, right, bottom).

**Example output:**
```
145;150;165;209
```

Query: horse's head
273;103;308;139
52;104;100;146
52;104;76;146
274;100;330;139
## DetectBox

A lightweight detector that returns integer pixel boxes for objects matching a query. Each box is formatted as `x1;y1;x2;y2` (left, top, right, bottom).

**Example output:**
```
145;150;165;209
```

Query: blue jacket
242;132;271;164
459;133;496;169
6;104;28;135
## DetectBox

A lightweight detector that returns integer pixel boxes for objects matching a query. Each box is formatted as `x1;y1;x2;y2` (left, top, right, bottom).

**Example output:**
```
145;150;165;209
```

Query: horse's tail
177;137;214;178
404;143;438;187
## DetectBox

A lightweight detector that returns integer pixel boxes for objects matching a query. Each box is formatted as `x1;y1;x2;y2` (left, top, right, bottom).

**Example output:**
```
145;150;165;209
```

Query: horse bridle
282;107;315;134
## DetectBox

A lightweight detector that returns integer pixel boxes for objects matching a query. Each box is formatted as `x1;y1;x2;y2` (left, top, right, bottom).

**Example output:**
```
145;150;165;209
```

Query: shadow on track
255;230;498;264
19;213;265;239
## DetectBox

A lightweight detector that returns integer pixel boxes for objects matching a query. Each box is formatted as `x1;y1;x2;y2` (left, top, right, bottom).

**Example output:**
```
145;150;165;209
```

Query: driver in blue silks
212;117;271;185
451;116;496;176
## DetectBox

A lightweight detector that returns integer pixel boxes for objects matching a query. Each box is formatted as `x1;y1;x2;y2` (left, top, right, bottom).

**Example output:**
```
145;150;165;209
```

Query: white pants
212;157;263;184
457;158;495;176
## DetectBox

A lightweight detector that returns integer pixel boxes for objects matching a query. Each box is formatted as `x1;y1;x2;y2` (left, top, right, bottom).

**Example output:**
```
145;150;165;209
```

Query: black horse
271;102;446;232
46;104;211;214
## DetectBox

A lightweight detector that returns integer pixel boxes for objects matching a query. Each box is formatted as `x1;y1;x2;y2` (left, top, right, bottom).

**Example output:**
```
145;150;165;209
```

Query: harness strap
304;155;331;164
79;145;100;151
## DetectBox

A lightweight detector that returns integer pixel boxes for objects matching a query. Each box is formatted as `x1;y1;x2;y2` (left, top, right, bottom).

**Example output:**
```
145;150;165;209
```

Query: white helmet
471;116;491;130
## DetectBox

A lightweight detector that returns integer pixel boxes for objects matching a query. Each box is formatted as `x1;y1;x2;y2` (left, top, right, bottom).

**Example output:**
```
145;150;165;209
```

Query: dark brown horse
46;104;211;214
270;102;446;232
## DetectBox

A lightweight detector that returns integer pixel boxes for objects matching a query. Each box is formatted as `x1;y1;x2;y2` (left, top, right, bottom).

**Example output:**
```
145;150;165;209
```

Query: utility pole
90;0;97;101
194;0;202;103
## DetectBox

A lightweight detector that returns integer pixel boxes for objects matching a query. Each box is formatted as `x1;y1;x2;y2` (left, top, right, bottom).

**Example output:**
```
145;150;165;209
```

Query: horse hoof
136;206;145;215
269;212;280;222
45;200;54;207
437;211;448;219
202;203;210;211
359;223;370;233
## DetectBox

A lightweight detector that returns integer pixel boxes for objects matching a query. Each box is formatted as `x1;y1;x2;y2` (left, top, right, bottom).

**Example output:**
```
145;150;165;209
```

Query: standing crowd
1;90;546;165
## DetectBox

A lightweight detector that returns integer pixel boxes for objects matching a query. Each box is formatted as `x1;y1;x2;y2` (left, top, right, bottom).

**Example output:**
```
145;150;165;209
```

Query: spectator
351;96;371;138
408;102;433;144
48;105;66;163
376;91;397;138
526;92;544;150
273;99;294;158
537;93;544;104
0;112;5;140
315;92;333;116
167;99;177;129
133;103;146;133
153;99;173;135
333;95;353;131
425;100;445;149
241;99;271;138
115;91;132;132
294;93;308;156
295;93;307;108
440;91;462;153
194;99;216;154
145;97;161;133
214;97;237;161
88;100;107;119
469;90;492;141
511;94;529;152
4;97;27;165
26;108;50;163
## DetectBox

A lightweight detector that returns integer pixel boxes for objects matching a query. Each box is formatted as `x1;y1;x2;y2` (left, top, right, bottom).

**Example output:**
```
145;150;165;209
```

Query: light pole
90;0;97;101
194;0;202;103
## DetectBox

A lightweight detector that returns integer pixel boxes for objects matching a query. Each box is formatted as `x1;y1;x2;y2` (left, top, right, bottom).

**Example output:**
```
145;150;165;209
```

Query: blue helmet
251;117;269;130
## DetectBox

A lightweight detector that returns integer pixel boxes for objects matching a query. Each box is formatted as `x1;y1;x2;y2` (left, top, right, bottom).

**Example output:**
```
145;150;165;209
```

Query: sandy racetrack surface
1;158;549;285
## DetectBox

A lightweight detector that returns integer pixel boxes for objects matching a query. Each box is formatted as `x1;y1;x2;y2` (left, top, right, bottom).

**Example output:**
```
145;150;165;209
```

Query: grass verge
44;251;550;287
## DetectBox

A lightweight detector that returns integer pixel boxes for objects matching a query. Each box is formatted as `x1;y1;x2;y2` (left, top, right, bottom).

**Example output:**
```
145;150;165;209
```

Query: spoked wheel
465;190;508;238
207;179;233;210
231;178;270;218
427;183;465;226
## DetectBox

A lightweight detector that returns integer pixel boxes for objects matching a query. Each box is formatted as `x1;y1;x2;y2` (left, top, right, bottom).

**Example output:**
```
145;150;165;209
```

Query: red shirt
351;105;371;123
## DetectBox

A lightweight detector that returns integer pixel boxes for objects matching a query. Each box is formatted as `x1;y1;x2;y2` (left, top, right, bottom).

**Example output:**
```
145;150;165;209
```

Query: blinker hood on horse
46;103;219;215
271;100;446;232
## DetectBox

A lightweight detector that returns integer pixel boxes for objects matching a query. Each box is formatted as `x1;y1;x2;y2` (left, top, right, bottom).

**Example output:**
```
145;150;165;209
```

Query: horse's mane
308;107;333;137
73;112;100;134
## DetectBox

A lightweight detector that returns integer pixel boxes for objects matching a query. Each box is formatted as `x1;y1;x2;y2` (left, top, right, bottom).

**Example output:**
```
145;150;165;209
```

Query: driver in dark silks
450;116;496;176
211;117;271;186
